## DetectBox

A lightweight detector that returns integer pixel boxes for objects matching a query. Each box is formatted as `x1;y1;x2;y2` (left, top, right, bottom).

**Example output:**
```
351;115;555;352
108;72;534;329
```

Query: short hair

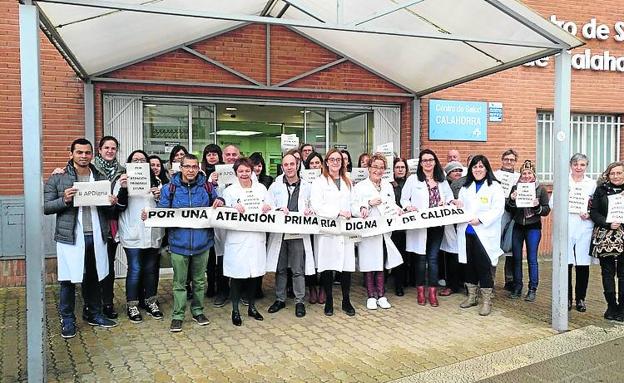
70;138;93;152
368;153;387;168
358;153;371;167
181;153;198;166
233;157;254;173
501;149;518;160
98;135;119;149
284;148;301;160
168;145;188;165
570;153;589;166
300;143;313;151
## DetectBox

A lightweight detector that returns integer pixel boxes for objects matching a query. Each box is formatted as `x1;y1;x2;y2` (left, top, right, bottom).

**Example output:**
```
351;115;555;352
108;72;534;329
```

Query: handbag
591;226;624;258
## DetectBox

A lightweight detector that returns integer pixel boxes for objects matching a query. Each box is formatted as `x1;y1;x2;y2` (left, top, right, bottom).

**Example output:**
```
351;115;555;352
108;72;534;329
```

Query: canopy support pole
411;98;420;157
20;2;47;381
84;81;95;143
551;49;571;333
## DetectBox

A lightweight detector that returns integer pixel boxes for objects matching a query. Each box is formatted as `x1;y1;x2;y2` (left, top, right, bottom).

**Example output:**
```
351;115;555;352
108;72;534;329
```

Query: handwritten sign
350;167;369;184
407;159;419;174
378;199;399;216
171;162;181;173
126;163;150;196
376;142;394;158
516;182;536;208
382;156;394;182
607;194;624;223
215;164;237;186
280;134;299;153
73;180;112;206
241;189;262;212
300;169;321;185
568;183;590;215
496;171;520;198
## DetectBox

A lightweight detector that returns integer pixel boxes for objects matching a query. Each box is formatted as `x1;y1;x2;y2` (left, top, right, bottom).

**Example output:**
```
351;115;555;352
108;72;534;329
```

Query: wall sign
428;99;487;142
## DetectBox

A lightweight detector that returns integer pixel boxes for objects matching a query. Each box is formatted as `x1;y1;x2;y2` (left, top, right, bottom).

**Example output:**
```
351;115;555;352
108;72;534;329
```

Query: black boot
604;292;618;321
341;272;355;316
617;294;624;322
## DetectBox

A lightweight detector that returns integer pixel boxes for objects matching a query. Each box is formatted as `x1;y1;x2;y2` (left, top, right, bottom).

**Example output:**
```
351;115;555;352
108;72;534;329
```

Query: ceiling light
215;130;262;136
225;107;237;111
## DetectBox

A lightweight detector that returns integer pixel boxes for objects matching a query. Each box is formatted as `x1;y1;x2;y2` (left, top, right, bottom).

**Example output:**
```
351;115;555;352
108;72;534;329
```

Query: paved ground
1;259;622;382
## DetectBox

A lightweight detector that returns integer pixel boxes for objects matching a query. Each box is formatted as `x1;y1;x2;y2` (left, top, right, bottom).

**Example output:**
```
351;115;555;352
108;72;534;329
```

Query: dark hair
416;149;445;183
201;144;223;172
463;154;498;187
300;143;313;151
98;135;119;149
358;152;371;167
340;149;353;172
233;157;254;173
70;138;92;152
249;152;268;176
501;149;518;160
304;152;323;169
168;145;188;165
148;154;169;184
127;149;158;187
181;153;198;165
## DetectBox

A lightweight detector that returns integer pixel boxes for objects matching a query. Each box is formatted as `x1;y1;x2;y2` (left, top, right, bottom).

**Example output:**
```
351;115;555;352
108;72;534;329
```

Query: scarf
94;155;123;181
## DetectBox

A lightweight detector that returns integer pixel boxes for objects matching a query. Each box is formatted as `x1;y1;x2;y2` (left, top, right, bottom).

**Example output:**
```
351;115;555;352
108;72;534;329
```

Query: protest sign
568;183;590;215
496;171;520;198
607;194;624;223
215;164;237;186
515;182;536;208
280;134;299;153
350;168;369;184
171;162;181;173
73;180;112;206
300;169;321;185
126;163;150;196
406;159;419;174
241;189;262;212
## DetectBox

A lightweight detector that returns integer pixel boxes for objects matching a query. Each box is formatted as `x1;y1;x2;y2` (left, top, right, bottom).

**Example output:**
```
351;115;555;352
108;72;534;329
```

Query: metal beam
36;0;564;50
20;3;47;382
551;50;572;333
84;81;95;143
90;76;414;97
274;57;347;87
282;0;325;23
347;0;425;27
180;46;263;86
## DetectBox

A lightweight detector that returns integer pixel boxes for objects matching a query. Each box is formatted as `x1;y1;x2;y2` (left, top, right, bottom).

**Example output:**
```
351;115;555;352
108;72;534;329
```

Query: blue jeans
123;247;160;303
59;234;102;321
416;226;444;286
512;226;542;291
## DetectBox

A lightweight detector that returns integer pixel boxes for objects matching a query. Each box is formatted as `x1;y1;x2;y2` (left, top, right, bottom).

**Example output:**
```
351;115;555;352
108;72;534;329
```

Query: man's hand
63;187;77;204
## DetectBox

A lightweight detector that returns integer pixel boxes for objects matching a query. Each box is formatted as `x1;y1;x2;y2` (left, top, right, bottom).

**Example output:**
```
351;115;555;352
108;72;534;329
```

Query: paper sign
300;169;321;185
281;134;299;153
171;162;181;173
73;180;112;206
568;183;590;215
350;167;369;184
215;164;237;186
376;142;394;158
407;159;419;174
241;189;262;212
515;182;536;208
379;199;399;216
126;163;150;196
382;156;394;182
607;194;624;223
496;171;520;198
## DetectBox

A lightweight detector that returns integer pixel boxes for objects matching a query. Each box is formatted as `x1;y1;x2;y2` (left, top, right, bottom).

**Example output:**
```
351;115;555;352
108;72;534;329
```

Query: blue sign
429;99;487;141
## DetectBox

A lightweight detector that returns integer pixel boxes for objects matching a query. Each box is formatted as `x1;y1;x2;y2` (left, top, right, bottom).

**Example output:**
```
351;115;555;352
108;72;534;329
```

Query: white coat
400;175;454;254
457;181;505;266
57;173;108;283
222;181;269;278
114;183;163;249
309;175;356;272
265;178;316;275
351;178;403;271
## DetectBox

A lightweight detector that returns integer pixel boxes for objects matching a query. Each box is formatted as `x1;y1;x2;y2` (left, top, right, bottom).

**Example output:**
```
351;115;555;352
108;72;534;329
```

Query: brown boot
428;287;439;307
479;288;493;316
460;283;479;308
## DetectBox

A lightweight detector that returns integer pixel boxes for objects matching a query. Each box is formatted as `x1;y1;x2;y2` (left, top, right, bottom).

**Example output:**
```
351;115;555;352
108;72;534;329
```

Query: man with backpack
158;154;223;332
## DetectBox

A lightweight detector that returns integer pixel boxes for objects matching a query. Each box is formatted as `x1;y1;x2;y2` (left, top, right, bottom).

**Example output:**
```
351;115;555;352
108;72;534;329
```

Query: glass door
328;110;371;160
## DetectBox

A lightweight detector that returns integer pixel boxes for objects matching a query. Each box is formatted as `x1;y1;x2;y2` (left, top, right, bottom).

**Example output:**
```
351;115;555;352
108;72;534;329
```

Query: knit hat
520;159;536;176
444;161;463;174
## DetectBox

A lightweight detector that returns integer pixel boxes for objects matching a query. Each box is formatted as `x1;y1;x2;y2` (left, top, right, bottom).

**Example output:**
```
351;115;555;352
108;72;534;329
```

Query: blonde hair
368;153;388;168
599;161;624;185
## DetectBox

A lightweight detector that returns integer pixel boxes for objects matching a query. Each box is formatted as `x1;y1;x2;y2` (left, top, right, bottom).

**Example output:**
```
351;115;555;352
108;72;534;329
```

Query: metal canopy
34;0;582;95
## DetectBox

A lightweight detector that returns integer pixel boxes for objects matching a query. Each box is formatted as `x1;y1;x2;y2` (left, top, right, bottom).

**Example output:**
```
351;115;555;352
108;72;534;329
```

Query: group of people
44;136;624;338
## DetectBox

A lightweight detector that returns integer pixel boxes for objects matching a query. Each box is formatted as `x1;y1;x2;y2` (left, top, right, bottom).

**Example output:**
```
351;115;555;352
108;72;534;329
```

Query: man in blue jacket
159;154;223;332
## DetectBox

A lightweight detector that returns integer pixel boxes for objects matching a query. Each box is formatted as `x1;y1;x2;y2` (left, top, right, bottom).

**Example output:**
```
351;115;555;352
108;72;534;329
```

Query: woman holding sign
590;161;624;322
310;148;356;316
506;160;550;302
222;158;272;326
457;155;505;316
401;149;455;307
352;154;403;310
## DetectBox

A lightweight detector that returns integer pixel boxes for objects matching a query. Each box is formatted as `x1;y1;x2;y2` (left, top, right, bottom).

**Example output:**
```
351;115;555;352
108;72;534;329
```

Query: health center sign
428;99;487;142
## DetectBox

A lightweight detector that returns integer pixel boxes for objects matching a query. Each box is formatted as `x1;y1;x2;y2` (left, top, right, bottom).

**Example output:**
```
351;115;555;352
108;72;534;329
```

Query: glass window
536;112;621;181
191;105;216;157
328;110;371;162
303;108;326;155
143;104;189;159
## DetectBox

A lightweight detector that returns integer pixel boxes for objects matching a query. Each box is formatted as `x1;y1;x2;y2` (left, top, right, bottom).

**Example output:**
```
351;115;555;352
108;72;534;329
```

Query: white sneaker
377;296;391;309
366;297;378;310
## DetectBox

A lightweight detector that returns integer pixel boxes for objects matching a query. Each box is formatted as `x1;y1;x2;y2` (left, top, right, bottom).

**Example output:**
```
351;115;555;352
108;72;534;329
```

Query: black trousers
230;276;260;312
568;264;590;301
439;250;464;292
599;253;624;299
101;238;118;305
464;234;493;288
320;270;351;302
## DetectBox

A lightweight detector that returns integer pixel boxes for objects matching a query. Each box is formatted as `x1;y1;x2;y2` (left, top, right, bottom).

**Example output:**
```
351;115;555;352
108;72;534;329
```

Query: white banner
144;205;470;237
515;182;536;208
607;194;624;223
73;180;112;206
126;163;151;196
568;183;590;215
215;164;237;186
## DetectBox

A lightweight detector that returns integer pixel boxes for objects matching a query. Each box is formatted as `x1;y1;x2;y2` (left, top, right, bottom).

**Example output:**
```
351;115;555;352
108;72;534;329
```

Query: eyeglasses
394;165;406;169
450;169;463;173
421;158;435;163
131;158;147;163
181;165;199;170
502;157;517;162
370;166;385;170
327;158;342;163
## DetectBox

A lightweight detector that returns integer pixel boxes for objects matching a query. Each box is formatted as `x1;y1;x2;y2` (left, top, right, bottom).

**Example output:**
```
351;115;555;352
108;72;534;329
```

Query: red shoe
439;287;452;296
429;287;439;307
309;287;318;304
417;286;426;305
318;288;326;304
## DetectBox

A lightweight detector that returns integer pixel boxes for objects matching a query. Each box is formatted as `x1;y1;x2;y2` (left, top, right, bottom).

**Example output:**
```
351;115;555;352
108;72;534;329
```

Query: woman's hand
234;203;245;214
610;222;621;230
212;199;224;208
469;218;480;226
368;197;382;207
360;207;369;219
339;210;351;219
109;195;118;205
451;199;463;208
280;207;290;215
209;172;219;183
405;206;418;212
580;212;590;220
150;187;160;200
397;207;404;216
532;198;539;207
510;191;517;200
140;209;148;221
261;204;272;214
304;208;314;216
118;174;128;188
